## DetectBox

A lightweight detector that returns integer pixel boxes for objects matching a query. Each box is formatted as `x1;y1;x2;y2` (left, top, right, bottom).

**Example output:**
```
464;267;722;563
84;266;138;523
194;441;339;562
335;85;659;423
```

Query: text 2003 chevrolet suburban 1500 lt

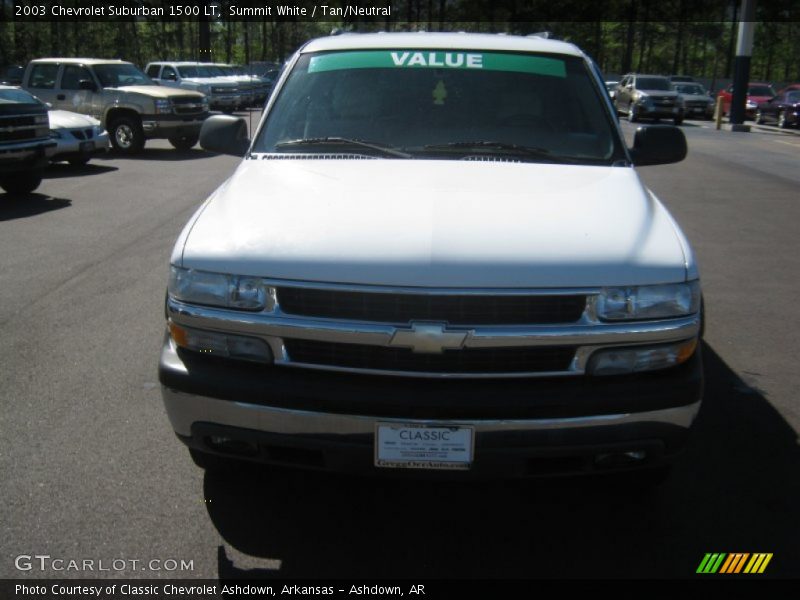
160;33;702;480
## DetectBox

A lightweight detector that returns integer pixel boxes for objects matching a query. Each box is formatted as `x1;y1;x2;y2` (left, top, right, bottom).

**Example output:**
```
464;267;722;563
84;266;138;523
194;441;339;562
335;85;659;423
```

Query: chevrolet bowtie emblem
389;322;469;354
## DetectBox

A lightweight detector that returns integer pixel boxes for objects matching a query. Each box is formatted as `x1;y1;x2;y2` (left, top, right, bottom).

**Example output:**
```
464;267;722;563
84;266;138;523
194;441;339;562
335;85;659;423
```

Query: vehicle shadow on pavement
43;163;117;179
102;149;214;162
0;193;71;221
203;342;800;579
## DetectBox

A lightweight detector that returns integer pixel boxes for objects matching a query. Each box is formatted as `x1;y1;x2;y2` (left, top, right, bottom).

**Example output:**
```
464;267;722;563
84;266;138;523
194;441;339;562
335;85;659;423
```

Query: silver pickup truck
23;58;208;153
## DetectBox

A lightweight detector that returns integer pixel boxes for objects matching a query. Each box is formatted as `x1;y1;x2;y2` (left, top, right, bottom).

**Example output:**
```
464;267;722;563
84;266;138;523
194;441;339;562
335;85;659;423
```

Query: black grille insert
276;287;587;325
284;339;576;374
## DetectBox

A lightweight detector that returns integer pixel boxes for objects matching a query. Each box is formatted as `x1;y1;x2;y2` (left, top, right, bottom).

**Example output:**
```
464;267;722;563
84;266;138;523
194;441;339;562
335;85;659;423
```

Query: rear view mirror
629;125;687;167
200;115;250;157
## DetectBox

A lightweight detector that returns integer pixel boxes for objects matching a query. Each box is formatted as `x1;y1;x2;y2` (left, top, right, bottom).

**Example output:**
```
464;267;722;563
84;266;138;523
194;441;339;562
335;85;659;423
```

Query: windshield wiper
422;141;575;163
275;137;411;159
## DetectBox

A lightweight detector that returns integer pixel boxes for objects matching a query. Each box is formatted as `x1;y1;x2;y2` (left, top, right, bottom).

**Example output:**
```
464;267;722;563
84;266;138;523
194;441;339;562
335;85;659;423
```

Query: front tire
673;113;684;126
755;109;765;124
0;171;42;194
109;116;145;154
168;133;200;151
777;110;789;129
628;104;638;122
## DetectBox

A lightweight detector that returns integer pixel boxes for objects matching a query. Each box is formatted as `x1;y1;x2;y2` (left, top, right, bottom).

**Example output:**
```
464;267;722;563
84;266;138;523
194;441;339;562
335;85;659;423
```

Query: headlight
596;281;700;321
199;84;211;95
168;266;276;311
746;101;757;109
154;99;172;114
92;125;105;136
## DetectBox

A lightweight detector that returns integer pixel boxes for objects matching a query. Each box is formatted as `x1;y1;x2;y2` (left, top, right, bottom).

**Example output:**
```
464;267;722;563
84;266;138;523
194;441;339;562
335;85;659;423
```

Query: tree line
1;0;799;88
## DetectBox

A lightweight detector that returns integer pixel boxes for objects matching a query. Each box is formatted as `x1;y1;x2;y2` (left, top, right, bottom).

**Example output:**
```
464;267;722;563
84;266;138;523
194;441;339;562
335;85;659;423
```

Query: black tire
755;109;765;124
108;116;145;154
628;104;638;122
0;170;42;194
168;133;199;151
673;114;683;126
777;110;789;129
68;157;90;167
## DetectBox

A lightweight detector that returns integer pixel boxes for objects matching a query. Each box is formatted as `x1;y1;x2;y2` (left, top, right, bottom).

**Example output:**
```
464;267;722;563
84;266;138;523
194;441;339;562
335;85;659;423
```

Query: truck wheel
777;110;789;129
673;113;684;126
109;116;145;154
628;105;638;122
0;171;43;194
168;133;199;151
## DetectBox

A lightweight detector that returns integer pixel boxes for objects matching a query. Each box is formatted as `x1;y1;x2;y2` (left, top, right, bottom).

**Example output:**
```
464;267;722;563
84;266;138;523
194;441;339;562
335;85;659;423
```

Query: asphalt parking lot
1;115;799;579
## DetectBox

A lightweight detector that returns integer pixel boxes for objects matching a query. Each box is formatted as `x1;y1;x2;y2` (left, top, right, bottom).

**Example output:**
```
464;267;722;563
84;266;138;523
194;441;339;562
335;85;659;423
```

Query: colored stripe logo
697;553;773;574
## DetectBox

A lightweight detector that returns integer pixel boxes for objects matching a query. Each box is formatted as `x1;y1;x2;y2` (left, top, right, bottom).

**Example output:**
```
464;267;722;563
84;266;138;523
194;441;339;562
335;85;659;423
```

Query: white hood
48;109;100;128
176;160;690;288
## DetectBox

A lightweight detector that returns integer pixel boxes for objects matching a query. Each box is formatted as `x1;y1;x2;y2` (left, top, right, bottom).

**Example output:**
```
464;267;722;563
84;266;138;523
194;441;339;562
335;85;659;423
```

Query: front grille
276;287;587;325
171;97;205;114
0;128;36;142
284;339;576;374
70;128;93;140
0;115;38;129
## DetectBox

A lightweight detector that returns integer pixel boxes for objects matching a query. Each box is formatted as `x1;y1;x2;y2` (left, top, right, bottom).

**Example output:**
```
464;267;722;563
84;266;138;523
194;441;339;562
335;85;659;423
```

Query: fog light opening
594;449;649;469
206;435;258;457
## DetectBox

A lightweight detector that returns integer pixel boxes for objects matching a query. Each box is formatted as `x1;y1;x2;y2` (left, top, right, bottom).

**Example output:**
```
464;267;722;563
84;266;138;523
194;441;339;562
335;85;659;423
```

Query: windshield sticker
308;51;566;78
432;80;447;105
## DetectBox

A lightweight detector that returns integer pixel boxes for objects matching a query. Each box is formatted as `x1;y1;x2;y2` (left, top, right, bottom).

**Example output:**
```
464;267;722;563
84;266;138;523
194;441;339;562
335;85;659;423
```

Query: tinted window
61;65;93;90
786;91;800;103
674;83;705;95
93;64;153;87
255;50;623;164
748;85;775;96
636;77;671;91
0;87;41;104
146;65;161;78
28;63;59;89
162;66;178;81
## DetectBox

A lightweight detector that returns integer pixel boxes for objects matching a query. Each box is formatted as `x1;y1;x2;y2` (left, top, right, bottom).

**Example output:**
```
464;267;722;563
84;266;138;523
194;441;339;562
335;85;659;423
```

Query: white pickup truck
160;33;702;481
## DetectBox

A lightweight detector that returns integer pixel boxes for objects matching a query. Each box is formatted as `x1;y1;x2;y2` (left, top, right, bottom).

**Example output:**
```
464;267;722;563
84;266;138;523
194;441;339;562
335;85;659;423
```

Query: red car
717;82;776;119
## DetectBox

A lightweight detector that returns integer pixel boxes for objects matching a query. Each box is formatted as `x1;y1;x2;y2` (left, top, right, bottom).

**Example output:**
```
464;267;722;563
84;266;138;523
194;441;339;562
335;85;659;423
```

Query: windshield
0;88;42;104
253;50;623;164
748;85;775;96
94;64;153;87
636;77;671;91
787;91;800;103
674;83;705;95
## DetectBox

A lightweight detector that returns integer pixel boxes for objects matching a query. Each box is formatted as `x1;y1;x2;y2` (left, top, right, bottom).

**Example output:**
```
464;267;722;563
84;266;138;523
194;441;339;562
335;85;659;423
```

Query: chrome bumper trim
167;297;700;350
161;386;702;438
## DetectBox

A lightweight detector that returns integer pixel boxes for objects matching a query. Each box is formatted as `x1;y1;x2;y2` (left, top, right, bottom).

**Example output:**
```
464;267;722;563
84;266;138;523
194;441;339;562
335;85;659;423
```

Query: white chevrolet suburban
160;33;702;480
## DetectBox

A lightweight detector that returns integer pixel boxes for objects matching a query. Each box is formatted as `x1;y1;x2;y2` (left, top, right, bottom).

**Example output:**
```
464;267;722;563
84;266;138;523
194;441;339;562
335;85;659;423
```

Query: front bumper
638;104;680;119
141;113;208;138
51;130;110;162
159;335;704;477
0;139;56;173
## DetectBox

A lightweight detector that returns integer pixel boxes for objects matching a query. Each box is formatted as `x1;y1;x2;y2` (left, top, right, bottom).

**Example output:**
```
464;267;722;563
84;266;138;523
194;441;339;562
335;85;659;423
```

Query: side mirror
200;115;250;157
629;125;687;167
78;79;97;92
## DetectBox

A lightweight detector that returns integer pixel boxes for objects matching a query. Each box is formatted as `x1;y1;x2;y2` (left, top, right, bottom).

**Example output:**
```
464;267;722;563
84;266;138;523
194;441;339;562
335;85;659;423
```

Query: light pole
729;0;756;127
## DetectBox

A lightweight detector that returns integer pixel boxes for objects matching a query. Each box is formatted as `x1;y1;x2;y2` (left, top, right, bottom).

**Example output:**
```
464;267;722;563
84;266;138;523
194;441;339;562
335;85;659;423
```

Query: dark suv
615;74;682;125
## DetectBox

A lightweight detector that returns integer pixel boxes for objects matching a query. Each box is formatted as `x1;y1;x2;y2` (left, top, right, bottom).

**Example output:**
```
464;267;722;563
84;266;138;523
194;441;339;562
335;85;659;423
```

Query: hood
639;90;679;99
679;93;712;102
177;160;690;288
48;109;99;128
183;77;237;87
106;85;204;99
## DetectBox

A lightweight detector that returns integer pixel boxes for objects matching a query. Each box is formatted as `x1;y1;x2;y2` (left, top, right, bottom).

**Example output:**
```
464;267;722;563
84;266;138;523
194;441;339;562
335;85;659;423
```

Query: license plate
79;141;95;153
375;423;474;470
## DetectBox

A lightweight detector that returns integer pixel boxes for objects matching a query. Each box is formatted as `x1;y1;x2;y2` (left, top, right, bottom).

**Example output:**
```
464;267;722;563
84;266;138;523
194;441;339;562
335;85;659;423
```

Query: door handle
57;94;65;100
